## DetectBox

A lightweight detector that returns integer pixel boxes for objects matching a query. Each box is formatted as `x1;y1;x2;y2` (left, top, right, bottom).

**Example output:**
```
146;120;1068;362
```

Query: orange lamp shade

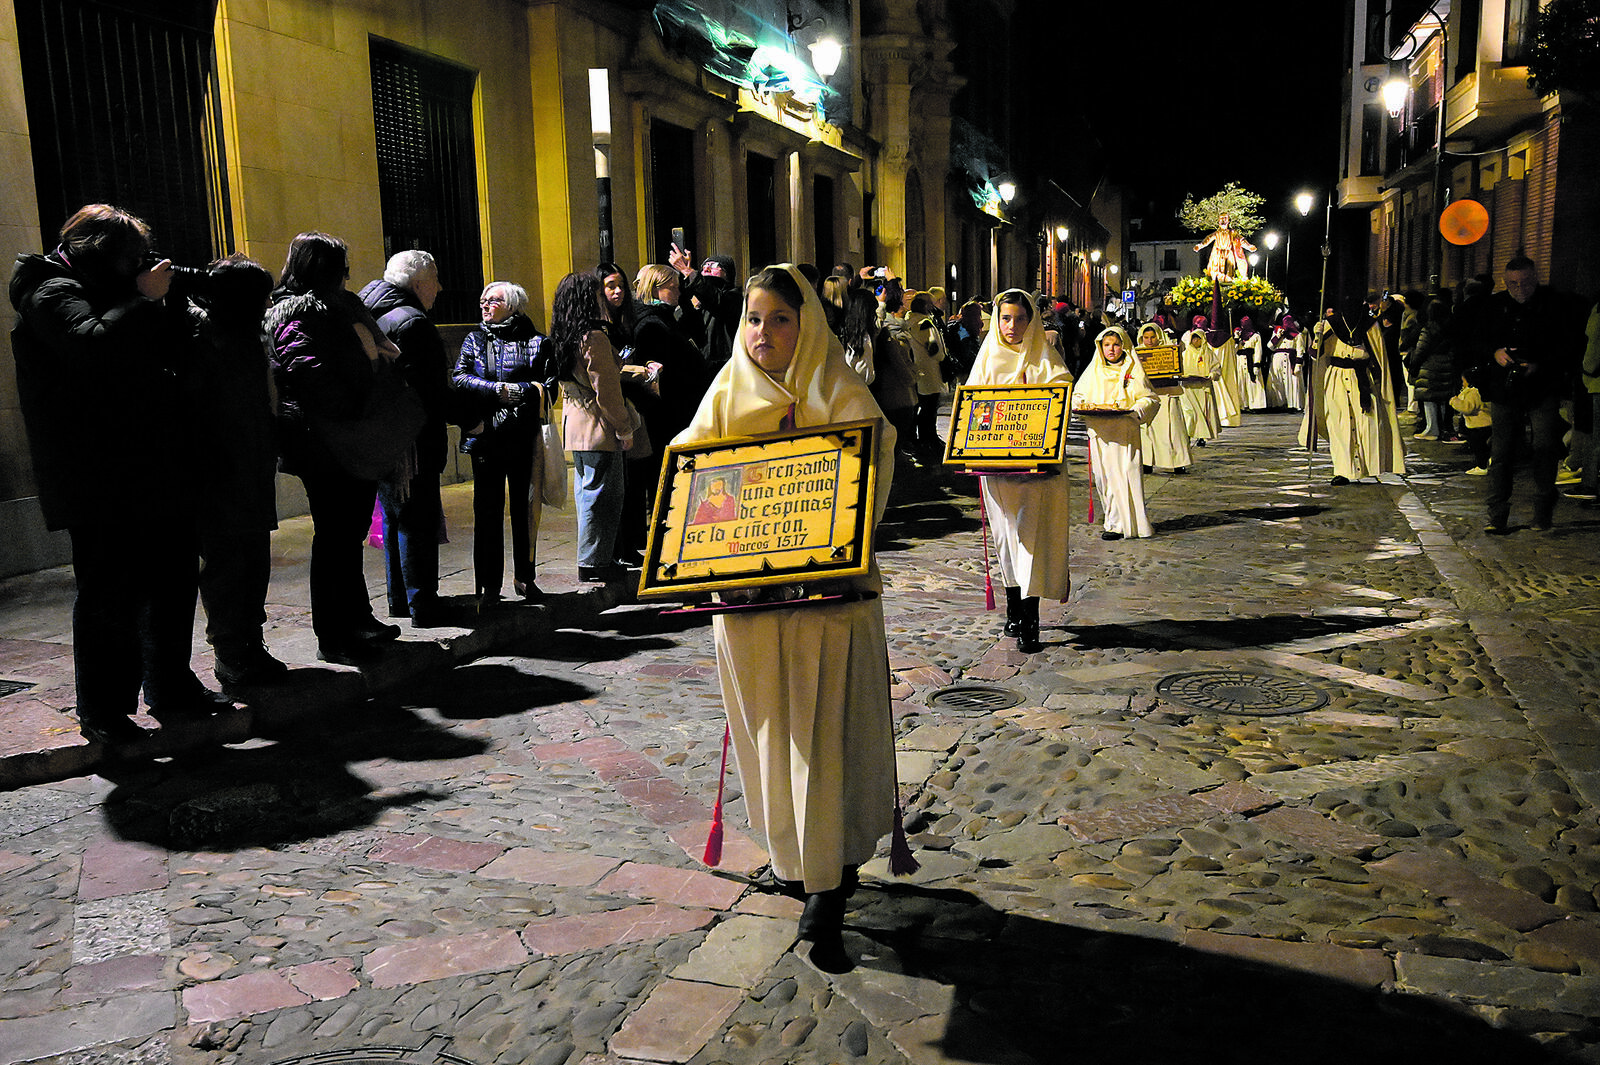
1440;199;1489;246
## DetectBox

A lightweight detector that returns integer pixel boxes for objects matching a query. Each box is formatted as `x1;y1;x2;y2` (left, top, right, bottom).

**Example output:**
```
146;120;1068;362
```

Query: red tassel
889;793;920;876
702;722;730;867
978;479;996;611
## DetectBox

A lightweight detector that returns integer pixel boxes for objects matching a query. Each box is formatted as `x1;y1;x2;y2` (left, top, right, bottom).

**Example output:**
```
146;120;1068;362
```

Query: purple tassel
702;723;730;867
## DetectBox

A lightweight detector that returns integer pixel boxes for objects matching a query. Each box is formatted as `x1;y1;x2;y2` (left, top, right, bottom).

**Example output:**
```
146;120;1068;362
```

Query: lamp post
1263;231;1280;284
1383;2;1450;298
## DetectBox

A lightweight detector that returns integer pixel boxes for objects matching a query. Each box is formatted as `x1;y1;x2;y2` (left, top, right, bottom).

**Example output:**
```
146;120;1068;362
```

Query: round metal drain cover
928;684;1027;712
1156;670;1328;716
271;1048;476;1065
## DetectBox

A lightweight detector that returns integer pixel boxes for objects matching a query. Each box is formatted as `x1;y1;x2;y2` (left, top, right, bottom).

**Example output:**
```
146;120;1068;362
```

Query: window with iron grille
14;0;230;264
370;38;484;324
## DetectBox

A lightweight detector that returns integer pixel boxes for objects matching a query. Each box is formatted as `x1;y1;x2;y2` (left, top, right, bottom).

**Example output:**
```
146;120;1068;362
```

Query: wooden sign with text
1135;344;1182;383
943;384;1071;469
638;419;879;597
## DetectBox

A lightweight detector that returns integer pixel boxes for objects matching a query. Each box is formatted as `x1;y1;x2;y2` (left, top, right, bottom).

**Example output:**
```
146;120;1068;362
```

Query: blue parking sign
1122;289;1135;303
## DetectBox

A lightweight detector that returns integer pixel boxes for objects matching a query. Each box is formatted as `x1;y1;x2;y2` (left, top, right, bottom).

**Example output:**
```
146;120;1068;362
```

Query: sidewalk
0;484;621;787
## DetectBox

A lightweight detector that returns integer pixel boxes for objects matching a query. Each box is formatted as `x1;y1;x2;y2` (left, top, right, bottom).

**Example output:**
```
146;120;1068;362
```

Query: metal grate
0;681;35;700
1156;670;1328;717
928;684;1027;712
271;1044;476;1064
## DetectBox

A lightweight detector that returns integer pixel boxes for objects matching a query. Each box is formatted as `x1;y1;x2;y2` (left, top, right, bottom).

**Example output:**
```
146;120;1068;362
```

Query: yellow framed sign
1135;343;1182;383
638;419;879;598
944;384;1071;469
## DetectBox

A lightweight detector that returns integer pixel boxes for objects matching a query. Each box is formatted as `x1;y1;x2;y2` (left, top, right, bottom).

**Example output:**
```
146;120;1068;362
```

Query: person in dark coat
189;254;289;690
9;204;231;743
1470;256;1587;533
266;231;404;664
669;244;742;375
359;250;454;627
1405;299;1457;442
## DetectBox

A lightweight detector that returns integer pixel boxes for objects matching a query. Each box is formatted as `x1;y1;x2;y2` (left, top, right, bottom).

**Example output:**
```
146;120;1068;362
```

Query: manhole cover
0;680;35;700
1156;670;1328;716
928;684;1027;712
271;1047;476;1065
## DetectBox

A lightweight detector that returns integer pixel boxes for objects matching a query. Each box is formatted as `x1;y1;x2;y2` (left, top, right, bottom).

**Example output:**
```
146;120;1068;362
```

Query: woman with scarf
1135;322;1191;475
966;290;1074;653
674;264;899;973
1179;315;1223;448
454;281;550;607
1075;326;1159;540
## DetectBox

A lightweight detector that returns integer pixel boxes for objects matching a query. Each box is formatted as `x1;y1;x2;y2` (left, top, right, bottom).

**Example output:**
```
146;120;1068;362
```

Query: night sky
1017;0;1348;301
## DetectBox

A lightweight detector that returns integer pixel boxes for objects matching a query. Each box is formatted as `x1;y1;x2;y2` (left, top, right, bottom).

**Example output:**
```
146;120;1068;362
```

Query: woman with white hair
453;281;551;608
1074;325;1159;540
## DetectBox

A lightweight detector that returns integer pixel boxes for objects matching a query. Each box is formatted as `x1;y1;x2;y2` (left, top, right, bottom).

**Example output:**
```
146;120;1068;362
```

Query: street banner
639;419;880;598
943;384;1071;470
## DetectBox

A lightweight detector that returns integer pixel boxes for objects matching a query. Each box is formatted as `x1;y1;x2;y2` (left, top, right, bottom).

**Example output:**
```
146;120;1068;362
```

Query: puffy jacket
453;313;548;457
359;279;455;474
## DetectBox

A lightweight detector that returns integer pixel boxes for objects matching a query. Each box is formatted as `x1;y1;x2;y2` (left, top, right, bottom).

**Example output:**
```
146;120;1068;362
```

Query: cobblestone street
1;413;1598;1065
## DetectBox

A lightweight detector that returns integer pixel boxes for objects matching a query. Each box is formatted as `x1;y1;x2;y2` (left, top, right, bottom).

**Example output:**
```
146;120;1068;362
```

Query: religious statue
1194;212;1257;282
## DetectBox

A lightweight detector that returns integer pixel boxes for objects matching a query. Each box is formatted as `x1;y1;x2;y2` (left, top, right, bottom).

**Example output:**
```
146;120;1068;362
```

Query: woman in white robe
966;290;1073;653
1075;326;1160;539
1136;322;1191;473
673;265;898;968
1180;319;1223;446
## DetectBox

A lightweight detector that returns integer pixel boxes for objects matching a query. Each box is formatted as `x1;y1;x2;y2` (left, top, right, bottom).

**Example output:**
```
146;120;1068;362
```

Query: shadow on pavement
1155;503;1329;534
388;661;596;721
1058;612;1398;652
849;882;1574;1065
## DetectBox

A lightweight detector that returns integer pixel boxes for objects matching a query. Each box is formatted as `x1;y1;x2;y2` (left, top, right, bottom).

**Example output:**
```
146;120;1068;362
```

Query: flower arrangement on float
1164;275;1283;320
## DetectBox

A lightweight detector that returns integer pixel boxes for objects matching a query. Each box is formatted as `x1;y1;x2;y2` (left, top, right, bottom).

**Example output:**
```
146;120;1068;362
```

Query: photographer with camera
10;204;232;743
1474;256;1587;534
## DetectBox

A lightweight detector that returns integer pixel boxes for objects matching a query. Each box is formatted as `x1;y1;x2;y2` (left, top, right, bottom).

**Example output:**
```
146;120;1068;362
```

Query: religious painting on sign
944;384;1071;469
639;420;880;598
1135;344;1182;387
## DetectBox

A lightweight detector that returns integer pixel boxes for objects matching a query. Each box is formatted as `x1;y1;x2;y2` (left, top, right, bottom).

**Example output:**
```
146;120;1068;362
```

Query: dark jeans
471;445;540;595
379;473;441;615
198;522;271;657
1487;396;1564;526
299;465;379;642
69;519;201;717
914;393;944;454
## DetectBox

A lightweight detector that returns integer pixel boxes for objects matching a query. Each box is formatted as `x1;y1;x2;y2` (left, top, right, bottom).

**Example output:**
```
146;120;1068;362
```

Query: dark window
650;119;698;264
14;0;229;263
1362;103;1385;176
1364;7;1389;65
1127;253;1142;273
1504;0;1533;65
1161;248;1179;271
813;174;835;275
370;38;483;324
747;152;778;272
1455;0;1481;80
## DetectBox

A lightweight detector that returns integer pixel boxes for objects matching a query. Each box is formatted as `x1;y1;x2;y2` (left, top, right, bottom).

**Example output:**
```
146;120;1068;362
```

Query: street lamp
1384;1;1451;297
1263;231;1280;283
997;181;1016;204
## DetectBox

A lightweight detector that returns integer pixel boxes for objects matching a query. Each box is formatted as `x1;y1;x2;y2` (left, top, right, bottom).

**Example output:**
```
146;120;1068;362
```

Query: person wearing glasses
454;281;553;607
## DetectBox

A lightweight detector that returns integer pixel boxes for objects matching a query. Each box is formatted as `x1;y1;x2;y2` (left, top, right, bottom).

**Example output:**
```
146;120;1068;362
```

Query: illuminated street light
997;181;1016;204
1055;225;1068;242
1090;249;1101;263
808;37;842;78
1382;78;1409;118
1295;192;1314;217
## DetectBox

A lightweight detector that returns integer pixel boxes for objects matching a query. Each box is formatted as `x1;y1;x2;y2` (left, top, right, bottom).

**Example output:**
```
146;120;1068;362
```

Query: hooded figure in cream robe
1136;322;1191;473
965;290;1074;605
1180;320;1223;445
1302;307;1407;483
1076;326;1160;539
672;265;897;899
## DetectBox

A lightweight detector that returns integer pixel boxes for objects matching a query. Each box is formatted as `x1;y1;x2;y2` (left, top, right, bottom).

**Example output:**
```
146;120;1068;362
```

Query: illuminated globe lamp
1382;78;1409;118
997;181;1016;204
808;36;842;78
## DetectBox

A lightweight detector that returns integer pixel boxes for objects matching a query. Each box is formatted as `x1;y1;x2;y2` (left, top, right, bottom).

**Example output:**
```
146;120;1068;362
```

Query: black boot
796;868;856;973
1016;596;1042;654
1003;586;1022;637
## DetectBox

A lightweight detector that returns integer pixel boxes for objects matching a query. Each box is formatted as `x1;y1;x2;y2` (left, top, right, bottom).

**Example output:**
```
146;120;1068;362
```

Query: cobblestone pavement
1;413;1598;1065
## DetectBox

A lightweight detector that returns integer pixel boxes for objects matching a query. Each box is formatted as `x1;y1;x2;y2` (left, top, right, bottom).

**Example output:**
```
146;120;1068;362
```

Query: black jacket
359;279;458;474
1472;286;1586;405
9;251;191;529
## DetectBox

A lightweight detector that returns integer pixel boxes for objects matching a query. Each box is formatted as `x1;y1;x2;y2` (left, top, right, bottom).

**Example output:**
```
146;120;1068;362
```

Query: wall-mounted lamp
997;181;1016;204
787;6;822;33
808;37;842;78
1055;225;1069;242
1090;249;1101;264
1382;78;1409;118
